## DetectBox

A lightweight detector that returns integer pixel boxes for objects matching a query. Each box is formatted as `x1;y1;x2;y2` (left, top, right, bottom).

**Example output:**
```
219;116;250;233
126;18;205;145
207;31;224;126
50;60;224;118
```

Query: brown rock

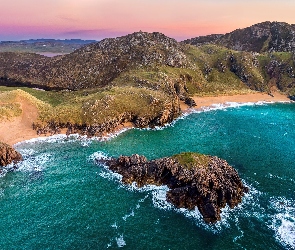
97;153;248;223
0;142;23;167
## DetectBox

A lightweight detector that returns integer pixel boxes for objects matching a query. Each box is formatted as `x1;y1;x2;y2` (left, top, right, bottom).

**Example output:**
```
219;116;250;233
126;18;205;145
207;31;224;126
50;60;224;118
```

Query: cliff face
184;21;295;53
0;142;22;167
97;153;248;223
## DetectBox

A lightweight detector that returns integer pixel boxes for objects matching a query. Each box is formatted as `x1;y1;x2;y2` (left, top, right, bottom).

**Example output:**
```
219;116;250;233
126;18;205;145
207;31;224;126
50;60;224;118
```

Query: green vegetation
172;152;210;170
0;103;22;121
0;86;178;129
0;30;294;134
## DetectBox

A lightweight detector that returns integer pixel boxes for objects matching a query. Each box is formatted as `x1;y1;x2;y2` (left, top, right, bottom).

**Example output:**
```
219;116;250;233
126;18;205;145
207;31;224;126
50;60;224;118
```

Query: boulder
0;142;23;167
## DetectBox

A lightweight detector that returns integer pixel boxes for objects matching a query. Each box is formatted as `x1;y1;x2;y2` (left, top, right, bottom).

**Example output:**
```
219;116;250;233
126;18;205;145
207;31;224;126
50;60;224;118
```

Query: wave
14;126;133;148
16;147;52;173
0;147;51;177
93;151;264;235
12;100;293;147
268;197;295;249
97;156;264;235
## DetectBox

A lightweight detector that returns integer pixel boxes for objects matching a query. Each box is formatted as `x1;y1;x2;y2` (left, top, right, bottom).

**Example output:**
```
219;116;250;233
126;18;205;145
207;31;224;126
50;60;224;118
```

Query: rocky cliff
0;142;22;167
97;152;248;223
184;21;295;53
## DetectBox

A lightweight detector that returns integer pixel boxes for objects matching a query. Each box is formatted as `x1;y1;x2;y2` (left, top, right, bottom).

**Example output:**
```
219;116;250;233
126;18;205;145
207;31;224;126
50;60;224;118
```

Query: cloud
58;29;128;40
56;15;78;22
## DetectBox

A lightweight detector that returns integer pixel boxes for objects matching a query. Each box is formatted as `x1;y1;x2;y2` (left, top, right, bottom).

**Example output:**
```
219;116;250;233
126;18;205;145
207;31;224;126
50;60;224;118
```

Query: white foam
269;197;295;249
180;181;262;233
151;187;173;210
16;152;52;173
88;151;110;161
94;154;267;234
278;219;295;248
94;158;263;234
136;101;292;134
195;100;292;114
111;222;118;229
91;151;124;182
14;134;68;146
13;128;132;148
116;234;126;248
0;147;51;177
122;210;134;221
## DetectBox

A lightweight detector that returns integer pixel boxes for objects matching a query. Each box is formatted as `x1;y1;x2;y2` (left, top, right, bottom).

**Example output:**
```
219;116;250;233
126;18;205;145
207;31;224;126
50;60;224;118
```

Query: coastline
1;91;291;147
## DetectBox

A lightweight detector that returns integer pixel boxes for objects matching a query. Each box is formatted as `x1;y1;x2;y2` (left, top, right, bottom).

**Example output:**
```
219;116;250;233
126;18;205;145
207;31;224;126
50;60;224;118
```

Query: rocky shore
97;152;248;223
0;141;22;167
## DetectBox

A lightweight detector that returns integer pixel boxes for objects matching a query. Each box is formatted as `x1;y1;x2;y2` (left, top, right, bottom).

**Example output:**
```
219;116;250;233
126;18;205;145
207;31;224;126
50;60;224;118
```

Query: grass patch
172;152;210;170
0;103;22;121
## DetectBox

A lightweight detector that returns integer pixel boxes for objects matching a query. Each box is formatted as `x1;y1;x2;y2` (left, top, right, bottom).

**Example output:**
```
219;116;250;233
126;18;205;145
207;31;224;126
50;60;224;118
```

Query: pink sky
1;0;295;41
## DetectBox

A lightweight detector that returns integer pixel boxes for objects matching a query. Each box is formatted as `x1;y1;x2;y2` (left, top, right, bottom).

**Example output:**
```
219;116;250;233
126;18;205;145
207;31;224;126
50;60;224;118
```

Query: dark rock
0;142;23;167
97;152;248;223
184;97;196;107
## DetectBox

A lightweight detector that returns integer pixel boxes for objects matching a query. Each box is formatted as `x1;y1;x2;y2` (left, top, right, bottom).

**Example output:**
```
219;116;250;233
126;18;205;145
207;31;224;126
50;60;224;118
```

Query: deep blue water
0;102;294;249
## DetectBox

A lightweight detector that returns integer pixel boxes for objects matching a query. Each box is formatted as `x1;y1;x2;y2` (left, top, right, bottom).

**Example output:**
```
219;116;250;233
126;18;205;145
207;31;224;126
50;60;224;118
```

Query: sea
0;102;294;249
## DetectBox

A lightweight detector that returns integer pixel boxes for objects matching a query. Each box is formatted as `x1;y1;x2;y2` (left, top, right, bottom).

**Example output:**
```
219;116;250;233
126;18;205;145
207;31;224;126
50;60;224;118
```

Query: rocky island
97;152;248;223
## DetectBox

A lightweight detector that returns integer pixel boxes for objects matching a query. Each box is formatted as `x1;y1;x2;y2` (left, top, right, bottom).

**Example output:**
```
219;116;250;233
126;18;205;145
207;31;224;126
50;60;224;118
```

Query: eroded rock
97;152;248;223
0;142;23;167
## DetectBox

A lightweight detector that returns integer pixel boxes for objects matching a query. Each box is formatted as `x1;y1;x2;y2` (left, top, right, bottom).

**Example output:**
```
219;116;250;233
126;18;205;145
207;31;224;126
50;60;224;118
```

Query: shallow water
1;102;294;249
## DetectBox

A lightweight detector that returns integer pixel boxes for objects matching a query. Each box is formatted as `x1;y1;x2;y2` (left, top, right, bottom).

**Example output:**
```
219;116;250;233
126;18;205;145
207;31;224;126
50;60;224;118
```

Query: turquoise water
1;102;295;249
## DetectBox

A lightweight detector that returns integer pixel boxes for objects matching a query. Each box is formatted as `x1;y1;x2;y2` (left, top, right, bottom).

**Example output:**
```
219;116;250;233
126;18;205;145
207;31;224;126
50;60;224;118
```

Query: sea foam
269;197;295;249
93;151;263;234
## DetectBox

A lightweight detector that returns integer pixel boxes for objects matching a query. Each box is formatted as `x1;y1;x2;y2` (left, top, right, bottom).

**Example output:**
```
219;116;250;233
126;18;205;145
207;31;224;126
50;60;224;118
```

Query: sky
0;0;295;41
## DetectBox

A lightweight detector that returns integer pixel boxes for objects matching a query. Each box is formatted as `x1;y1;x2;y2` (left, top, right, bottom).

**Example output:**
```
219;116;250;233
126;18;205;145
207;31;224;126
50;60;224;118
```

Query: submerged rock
97;152;248;223
0;142;23;167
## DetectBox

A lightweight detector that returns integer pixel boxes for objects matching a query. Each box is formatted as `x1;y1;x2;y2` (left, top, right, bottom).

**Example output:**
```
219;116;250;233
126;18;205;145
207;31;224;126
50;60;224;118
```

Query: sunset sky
1;0;294;41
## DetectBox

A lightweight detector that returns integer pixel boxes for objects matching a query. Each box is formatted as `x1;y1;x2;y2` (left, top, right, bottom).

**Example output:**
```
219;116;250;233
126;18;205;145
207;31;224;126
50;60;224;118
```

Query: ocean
0;102;294;249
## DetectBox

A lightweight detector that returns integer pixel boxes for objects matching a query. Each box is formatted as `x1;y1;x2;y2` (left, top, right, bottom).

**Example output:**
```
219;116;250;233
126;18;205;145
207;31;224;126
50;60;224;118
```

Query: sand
0;91;291;146
0;99;39;146
181;91;291;112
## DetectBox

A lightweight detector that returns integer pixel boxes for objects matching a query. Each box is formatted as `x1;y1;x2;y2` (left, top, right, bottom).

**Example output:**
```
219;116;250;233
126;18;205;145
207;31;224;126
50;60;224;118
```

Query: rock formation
0;141;23;167
184;21;295;53
97;152;248;223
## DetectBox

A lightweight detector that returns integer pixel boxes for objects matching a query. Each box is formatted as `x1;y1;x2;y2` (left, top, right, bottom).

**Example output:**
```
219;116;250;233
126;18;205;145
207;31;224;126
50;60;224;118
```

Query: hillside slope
184;21;295;53
0;29;294;137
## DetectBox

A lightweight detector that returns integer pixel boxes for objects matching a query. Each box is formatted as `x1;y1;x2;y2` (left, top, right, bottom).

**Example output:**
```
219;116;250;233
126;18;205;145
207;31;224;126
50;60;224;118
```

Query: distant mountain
0;31;189;90
18;39;97;44
0;39;97;54
183;21;295;53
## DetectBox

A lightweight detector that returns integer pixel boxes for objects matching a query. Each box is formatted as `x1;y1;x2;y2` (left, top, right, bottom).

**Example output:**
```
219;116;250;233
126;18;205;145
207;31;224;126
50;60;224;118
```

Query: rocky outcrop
32;96;181;137
0;142;23;167
184;21;295;53
97;152;248;223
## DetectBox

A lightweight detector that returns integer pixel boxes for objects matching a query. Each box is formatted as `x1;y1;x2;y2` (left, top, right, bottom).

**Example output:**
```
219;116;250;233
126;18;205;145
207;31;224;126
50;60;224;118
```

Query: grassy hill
0;28;294;136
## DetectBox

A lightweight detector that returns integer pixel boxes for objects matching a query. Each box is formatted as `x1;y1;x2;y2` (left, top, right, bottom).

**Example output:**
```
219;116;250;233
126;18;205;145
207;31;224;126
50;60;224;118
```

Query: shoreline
1;91;292;147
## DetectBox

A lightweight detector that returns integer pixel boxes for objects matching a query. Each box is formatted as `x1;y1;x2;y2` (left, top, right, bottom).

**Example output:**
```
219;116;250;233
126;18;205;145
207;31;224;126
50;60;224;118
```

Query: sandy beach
180;91;290;111
0;91;291;146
